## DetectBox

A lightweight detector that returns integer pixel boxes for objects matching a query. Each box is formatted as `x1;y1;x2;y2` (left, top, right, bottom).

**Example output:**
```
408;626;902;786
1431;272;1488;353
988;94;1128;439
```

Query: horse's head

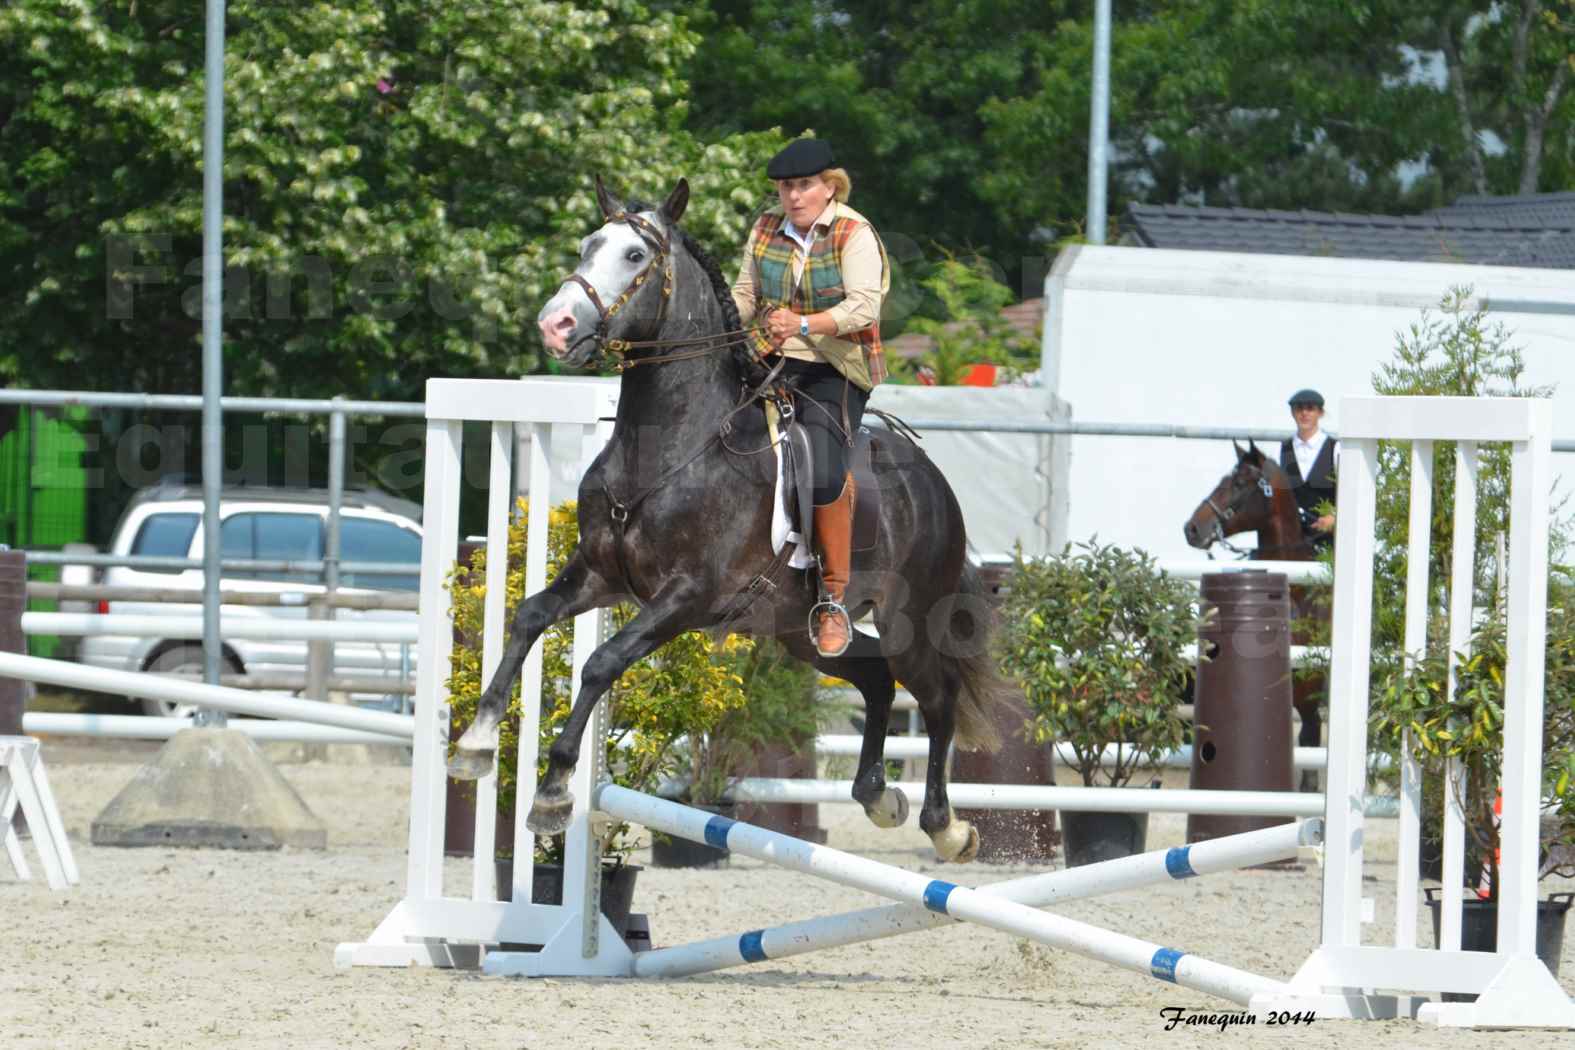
1183;439;1291;550
536;175;690;368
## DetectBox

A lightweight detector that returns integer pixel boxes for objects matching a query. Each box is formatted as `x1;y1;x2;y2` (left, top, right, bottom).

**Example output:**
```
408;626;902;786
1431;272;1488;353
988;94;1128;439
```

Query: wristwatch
798;314;811;338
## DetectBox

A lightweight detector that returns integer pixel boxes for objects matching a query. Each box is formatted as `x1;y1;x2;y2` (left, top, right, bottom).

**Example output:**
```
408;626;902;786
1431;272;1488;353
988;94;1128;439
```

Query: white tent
1041;245;1575;565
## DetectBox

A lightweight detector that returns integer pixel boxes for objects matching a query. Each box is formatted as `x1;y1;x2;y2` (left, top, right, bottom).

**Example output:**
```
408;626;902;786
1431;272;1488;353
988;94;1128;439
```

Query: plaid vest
746;203;888;388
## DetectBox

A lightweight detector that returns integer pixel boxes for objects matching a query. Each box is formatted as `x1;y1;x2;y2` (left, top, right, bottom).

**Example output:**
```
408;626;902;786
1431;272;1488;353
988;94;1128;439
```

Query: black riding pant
778;358;868;505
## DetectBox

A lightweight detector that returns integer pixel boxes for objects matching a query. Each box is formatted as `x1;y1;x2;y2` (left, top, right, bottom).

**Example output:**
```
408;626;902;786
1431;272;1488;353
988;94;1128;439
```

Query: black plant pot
493;858;642;947
1425;889;1573;1003
1060;810;1148;867
650;802;732;868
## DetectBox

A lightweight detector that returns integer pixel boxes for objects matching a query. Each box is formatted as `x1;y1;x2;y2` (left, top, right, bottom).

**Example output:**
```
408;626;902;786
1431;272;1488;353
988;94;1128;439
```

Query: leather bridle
563;209;766;371
566;210;674;356
1204;471;1274;559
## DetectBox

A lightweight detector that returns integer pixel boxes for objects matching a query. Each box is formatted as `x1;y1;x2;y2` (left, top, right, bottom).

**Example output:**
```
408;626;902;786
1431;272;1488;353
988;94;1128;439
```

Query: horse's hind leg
887;643;978;864
1293;674;1324;793
783;630;908;829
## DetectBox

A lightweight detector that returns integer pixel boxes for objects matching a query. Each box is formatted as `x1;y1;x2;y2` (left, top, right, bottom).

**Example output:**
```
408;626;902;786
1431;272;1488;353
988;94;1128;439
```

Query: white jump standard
632;815;1323;980
598;785;1289;1006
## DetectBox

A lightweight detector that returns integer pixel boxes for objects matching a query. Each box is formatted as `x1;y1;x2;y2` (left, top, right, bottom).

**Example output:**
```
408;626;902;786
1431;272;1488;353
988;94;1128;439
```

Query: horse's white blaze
535;210;662;334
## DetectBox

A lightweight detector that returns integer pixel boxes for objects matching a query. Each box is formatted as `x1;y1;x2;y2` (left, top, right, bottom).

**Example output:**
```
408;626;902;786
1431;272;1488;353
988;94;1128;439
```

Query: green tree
0;1;785;401
1369;285;1559;650
889;255;1040;385
1428;0;1575;195
680;0;1078;289
684;2;1573;279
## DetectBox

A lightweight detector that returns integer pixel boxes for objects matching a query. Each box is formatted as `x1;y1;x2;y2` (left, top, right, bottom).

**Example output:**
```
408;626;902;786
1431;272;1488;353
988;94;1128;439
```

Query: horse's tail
950;561;1017;753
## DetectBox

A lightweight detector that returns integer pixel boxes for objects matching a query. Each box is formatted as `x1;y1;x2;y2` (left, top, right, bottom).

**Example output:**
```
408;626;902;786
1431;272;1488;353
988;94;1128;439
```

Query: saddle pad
766;403;816;570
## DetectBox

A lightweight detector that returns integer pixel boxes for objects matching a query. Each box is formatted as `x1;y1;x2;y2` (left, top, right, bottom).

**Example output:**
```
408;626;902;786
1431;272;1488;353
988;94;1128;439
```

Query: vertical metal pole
1085;0;1111;245
319;401;345;704
0;549;25;739
196;0;227;727
326;401;345;595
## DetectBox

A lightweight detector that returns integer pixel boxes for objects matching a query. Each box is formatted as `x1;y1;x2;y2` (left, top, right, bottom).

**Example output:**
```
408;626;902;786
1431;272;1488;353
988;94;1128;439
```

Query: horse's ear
662;178;689;224
1246;438;1262;462
1233;439;1246;461
593;174;619;220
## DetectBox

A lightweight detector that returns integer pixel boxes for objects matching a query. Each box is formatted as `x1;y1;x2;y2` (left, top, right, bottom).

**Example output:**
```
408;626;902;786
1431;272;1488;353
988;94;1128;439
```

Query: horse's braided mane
626;199;752;373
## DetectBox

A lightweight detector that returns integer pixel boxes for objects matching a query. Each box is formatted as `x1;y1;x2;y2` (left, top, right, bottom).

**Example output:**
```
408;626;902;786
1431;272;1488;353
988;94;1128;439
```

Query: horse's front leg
449;551;611;780
526;580;702;835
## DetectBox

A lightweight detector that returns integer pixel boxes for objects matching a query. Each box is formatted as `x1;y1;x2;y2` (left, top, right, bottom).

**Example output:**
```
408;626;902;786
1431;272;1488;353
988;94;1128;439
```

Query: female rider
729;138;890;657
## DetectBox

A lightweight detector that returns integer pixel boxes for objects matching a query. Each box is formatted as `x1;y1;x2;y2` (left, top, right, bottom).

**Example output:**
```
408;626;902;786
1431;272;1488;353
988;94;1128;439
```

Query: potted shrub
651;636;831;867
445;498;752;926
1370;602;1575;998
998;540;1196;866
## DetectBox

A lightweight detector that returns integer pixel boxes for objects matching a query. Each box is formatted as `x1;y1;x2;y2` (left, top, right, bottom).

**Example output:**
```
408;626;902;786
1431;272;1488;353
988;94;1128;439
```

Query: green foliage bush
889;256;1040;386
997;540;1195;787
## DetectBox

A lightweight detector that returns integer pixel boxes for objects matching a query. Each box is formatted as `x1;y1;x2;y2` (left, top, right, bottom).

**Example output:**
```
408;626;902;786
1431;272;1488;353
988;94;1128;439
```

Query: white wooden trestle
0;736;79;891
1250;396;1575;1029
335;377;626;974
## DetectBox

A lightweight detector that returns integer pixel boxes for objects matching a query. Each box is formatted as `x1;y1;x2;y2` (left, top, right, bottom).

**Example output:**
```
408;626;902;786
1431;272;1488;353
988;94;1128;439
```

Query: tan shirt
730;200;885;362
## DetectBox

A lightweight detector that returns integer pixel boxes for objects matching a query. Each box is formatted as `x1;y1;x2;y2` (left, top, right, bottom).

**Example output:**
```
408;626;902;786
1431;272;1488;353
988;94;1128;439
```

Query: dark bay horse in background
1182;440;1327;792
448;176;1013;862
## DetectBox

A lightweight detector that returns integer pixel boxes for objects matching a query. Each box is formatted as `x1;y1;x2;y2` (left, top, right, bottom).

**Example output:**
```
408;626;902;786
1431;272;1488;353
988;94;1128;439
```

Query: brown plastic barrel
736;735;826;844
951;691;1059;864
0;549;25;738
951;562;1058;863
1186;570;1294;845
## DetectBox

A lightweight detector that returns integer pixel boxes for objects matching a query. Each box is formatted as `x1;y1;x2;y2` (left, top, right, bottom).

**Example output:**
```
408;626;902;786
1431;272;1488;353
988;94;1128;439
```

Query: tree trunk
1441;19;1488;195
1520;61;1570;195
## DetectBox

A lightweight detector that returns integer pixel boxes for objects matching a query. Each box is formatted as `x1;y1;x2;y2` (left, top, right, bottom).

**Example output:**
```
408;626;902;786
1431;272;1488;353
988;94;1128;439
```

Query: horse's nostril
553;315;575;332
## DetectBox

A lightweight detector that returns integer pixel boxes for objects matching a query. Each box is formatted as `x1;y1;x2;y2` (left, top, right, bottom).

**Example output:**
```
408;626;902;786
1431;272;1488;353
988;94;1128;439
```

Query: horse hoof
865;786;909;829
525;790;575;835
931;820;979;864
447;747;494;781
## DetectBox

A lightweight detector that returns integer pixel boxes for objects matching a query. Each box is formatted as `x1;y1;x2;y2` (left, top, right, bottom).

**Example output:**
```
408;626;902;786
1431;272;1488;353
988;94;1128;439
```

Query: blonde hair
822;167;852;202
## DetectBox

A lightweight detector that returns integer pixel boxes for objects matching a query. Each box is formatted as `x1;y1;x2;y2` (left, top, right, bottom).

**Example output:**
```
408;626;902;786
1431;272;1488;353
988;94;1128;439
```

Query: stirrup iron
809;598;852;658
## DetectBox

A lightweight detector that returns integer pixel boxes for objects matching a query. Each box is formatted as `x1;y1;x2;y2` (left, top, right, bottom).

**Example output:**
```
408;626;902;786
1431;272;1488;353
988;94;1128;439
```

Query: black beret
1288;388;1325;408
767;139;835;180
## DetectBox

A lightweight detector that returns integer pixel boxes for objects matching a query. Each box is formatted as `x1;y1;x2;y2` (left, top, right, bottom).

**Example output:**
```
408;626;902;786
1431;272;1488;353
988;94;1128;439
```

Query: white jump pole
720;778;1324;816
598;785;1288;1005
634;818;1323;979
0;651;411;737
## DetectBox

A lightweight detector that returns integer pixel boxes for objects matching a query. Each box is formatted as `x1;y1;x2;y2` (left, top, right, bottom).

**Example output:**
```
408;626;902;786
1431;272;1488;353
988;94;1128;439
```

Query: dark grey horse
448;176;1011;862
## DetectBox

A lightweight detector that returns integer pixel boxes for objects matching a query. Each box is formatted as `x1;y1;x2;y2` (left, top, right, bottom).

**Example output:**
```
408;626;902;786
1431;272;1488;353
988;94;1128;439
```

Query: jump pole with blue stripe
596;785;1292;1005
631;815;1323;980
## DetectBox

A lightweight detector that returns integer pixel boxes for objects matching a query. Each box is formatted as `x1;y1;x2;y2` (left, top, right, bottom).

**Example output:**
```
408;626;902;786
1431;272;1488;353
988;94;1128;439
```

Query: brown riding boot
811;472;856;657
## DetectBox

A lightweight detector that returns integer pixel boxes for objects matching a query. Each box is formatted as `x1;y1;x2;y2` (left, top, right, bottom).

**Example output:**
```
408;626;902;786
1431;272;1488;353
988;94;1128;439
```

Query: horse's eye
625;248;644;263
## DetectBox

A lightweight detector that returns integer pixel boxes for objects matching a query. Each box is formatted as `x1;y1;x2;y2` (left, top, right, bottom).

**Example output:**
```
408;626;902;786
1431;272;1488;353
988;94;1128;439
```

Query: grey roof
1125;200;1575;269
1433;191;1575;230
